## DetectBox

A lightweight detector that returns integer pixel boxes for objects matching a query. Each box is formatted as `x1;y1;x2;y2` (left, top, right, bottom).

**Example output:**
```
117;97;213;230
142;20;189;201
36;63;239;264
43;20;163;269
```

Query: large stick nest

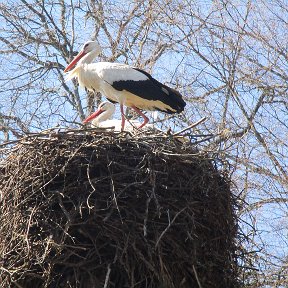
0;130;240;288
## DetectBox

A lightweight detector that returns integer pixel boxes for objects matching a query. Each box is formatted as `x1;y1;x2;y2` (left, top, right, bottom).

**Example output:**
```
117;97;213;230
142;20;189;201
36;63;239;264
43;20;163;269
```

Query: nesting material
0;130;240;288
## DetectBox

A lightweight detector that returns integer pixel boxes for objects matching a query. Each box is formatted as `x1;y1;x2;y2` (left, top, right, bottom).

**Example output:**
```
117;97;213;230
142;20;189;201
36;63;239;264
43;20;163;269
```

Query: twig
155;207;186;248
58;195;73;240
193;135;216;144
143;196;151;237
107;157;123;224
0;139;22;147
103;264;111;288
173;117;207;136
86;159;97;209
25;206;37;256
193;265;203;288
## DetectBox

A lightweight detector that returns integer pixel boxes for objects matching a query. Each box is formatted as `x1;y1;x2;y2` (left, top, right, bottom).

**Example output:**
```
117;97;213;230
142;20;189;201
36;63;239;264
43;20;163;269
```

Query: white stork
84;101;157;132
64;40;186;130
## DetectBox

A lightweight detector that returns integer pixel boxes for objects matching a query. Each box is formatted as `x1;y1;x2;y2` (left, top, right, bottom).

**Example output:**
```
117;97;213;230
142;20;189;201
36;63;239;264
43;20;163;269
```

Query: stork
64;40;186;130
84;101;157;132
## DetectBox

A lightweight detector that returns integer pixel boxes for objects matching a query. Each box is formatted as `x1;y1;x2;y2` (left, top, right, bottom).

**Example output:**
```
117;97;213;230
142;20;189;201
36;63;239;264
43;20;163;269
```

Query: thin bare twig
173;117;207;136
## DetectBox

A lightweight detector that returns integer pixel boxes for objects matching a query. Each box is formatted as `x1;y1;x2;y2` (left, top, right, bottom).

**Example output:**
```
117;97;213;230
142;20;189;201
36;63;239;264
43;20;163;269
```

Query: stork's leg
131;105;149;129
120;104;126;131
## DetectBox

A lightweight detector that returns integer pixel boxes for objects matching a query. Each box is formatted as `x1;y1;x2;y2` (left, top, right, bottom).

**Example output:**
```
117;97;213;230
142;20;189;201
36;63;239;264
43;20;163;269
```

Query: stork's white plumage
64;40;186;130
85;102;157;132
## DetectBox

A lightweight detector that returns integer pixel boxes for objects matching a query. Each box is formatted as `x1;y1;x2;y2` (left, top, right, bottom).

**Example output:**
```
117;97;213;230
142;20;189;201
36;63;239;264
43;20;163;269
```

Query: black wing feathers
111;68;186;113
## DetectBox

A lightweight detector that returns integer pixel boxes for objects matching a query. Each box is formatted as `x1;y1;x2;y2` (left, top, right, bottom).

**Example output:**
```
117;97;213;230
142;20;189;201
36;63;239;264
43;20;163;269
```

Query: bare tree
166;0;288;286
0;0;287;286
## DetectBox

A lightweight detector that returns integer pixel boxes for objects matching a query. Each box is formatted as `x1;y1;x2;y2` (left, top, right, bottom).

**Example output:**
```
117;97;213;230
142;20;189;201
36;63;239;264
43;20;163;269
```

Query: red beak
64;50;86;72
83;109;104;124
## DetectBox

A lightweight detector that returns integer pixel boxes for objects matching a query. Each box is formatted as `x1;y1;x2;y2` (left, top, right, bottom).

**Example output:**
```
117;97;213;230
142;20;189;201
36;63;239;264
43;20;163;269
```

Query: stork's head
83;102;116;125
64;40;101;72
81;41;101;55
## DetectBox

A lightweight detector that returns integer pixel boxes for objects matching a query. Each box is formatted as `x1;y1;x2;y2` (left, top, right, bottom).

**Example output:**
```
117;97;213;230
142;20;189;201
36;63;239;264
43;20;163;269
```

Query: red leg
131;105;149;129
120;104;125;131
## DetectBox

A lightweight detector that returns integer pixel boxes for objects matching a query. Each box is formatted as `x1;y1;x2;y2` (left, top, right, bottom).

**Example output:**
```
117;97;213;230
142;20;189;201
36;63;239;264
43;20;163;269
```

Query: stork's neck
78;49;100;66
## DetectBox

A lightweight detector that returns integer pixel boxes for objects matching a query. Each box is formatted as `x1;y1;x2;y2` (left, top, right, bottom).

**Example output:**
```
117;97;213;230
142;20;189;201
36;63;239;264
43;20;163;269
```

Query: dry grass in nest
0;129;240;288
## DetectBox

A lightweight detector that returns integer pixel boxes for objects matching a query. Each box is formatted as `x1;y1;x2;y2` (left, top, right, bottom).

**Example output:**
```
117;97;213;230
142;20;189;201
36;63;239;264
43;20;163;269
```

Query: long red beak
64;50;86;72
83;109;104;124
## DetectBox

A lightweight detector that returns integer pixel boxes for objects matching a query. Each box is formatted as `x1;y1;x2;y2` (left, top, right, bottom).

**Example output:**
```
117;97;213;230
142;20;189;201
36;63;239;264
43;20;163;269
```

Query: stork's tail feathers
132;68;186;114
158;84;186;114
165;85;186;113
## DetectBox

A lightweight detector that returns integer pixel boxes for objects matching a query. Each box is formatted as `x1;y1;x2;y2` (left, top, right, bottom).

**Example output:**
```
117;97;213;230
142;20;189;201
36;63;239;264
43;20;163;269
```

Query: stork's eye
84;43;89;49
